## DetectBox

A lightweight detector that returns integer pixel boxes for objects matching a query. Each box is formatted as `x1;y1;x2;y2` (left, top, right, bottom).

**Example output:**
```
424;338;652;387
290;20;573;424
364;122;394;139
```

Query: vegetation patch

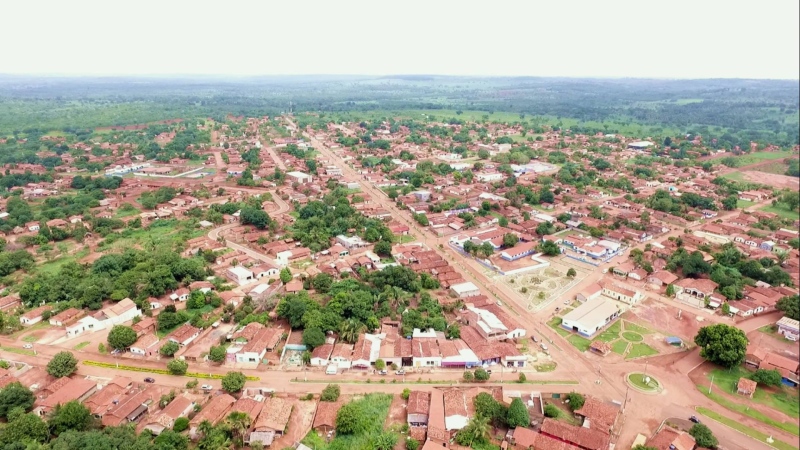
611;340;629;355
622;321;654;334
534;362;557;372
621;331;643;342
82;361;260;381
760;203;800;220
596;321;621;342
625;343;659;359
72;341;90;350
627;373;659;391
547;317;570;337
704;367;799;420
0;346;36;356
695;407;799;450
567;335;592;352
301;393;394;450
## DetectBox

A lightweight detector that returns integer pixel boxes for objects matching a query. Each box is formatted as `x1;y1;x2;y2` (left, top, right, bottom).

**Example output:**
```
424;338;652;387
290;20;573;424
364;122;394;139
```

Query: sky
2;0;798;79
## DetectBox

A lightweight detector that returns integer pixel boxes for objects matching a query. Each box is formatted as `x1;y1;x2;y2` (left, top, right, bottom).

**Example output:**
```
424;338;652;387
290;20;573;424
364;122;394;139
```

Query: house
168;324;202;347
427;389;447;445
645;426;696;450
101;388;155;427
252;263;280;279
132;317;156;337
407;391;431;427
750;349;800;387
601;283;643;305
143;395;195;435
463;305;526;339
412;338;442;368
312;400;343;434
647;271;678;287
189;394;236;438
336;234;368;249
130;333;160;356
50;308;85;327
539;418;610;450
675;278;718;299
286;171;313;184
20;305;52;326
248;396;293;446
576;283;602;303
499;241;537;261
330;343;353;369
34;378;98;416
234;327;283;364
83;377;133;418
777;316;800;341
66;299;142;338
560;297;620;337
310;343;333;366
590;340;612;356
226;266;254;285
0;293;21;311
450;281;481;298
170;288;190;302
737;377;757;398
511;427;583;450
573;396;619;434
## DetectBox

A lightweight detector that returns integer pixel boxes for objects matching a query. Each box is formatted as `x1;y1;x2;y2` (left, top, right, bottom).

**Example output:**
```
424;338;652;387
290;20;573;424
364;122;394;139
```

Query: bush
565;392;585;411
160;341;179;357
47;351;78;378
463;371;474;382
81;361;260;381
186;379;198;389
543;404;560;418
689;423;718;448
321;384;341;402
406;438;420;450
401;388;411;400
221;371;247;393
173;417;189;432
474;368;490;381
751;368;782;387
167;360;188;375
518;373;527;383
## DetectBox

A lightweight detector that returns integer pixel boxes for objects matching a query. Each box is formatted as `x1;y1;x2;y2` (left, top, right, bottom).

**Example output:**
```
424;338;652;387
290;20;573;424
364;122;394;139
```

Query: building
312;400;343;434
226;266;254;285
336;234;368;249
450;281;481;298
500;241;538;261
143;395;195;435
627;141;653;150
737;377;757;398
65;299;142;338
576;283;602;303
286;171;313;184
601;283;643;305
560;297;620;337
168;324;202;347
34;378;99;416
248;396;293;446
20;305;52;326
49;308;84;327
539;418;610;450
645;426;696;450
407;391;431;426
189;394;236;438
130;333;160;356
310;343;333;366
234;327;283;364
777;316;800;341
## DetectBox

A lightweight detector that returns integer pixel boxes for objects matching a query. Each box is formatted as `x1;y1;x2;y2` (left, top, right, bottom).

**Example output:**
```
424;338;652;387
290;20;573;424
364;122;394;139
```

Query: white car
22;344;33;349
201;384;213;391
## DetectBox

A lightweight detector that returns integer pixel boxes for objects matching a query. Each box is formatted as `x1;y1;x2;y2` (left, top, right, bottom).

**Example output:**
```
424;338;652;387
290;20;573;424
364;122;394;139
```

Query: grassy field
547;317;570;337
534;362;557;372
300;393;394;450
597;321;621;342
737;199;756;209
760;203;799;221
625;343;659;359
22;335;38;343
628;373;659;391
623;321;654;334
611;340;629;355
0;346;36;356
704;367;799;420
36;247;91;276
696;407;799;450
73;341;91;350
622;331;643;342
722;171;747;182
567;335;592;352
710;150;796;166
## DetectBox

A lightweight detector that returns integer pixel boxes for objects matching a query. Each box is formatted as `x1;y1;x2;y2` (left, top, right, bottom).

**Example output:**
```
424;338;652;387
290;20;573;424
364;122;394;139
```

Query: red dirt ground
741;170;799;189
272;397;317;448
625;300;705;341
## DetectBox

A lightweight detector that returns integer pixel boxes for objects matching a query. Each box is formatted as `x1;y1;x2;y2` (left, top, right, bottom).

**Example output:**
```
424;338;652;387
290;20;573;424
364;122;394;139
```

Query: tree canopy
694;323;748;368
47;351;78;378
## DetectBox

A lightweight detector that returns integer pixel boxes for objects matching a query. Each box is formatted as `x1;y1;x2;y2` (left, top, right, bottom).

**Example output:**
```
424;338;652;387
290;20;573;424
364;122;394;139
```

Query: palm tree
225;411;252;448
197;419;214;439
467;415;491;446
339;318;365;344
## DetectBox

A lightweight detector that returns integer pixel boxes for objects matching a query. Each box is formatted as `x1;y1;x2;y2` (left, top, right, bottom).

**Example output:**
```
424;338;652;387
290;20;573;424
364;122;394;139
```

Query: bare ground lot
626;298;707;343
272;398;318;448
741;170;799;190
498;261;587;311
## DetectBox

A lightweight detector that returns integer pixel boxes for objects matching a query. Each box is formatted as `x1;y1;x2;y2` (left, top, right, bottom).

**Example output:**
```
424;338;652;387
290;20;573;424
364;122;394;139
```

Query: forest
0;75;797;148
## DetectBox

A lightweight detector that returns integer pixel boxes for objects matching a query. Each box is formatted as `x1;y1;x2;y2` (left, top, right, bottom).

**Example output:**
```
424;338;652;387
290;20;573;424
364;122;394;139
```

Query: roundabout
627;372;661;393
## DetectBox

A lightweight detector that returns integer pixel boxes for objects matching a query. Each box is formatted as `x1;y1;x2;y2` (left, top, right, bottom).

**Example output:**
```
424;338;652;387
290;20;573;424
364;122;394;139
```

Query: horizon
3;0;798;80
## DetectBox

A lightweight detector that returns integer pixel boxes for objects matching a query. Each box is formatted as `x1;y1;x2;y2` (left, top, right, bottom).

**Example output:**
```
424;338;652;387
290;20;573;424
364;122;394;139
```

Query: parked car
396;370;406;375
540;343;548;351
564;299;570;305
689;415;701;423
201;384;213;391
531;335;538;343
144;377;155;383
379;370;387;375
22;344;33;349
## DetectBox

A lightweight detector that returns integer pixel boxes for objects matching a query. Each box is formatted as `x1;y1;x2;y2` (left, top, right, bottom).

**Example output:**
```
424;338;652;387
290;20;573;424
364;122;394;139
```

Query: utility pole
622;384;630;413
709;374;714;394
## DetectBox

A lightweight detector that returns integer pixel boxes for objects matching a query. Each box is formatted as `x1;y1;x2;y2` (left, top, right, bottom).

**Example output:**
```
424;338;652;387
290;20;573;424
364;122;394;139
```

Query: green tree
0;413;49;446
221;371;247;393
375;359;386;370
0;382;35;419
454;415;491;446
279;268;292;284
335;402;363;435
374;240;392;257
160;341;180;357
506;397;530;428
689;423;718;448
167;359;188;375
446;323;461;339
782;191;800;211
474;368;490;381
302;327;326;349
208;345;227;363
173;416;190;432
632;446;659;450
320;384;341;402
776;295;799;320
502;233;518;247
402;388;411;400
751;368;782;387
107;325;138;350
47;351;78;378
154;429;189;450
565;392;585;411
566;268;577;278
721;195;738;211
463;371;474;382
694;323;748;368
665;284;676;297
405;438;420;450
225;411;252;448
48;400;93;435
538;240;561;256
543;404;560;418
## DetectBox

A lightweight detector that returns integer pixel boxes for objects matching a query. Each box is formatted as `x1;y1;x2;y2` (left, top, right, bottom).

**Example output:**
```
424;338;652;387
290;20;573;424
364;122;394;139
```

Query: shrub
474;368;490;381
173;417;189;432
406;438;420;450
47;351;78;378
167;360;188;375
507;397;530;428
518;372;527;383
543;404;560;418
751;368;782;387
321;384;341;402
565;392;585;411
81;361;260;381
463;371;474;382
401;388;411;400
221;371;247;393
186;379;198;389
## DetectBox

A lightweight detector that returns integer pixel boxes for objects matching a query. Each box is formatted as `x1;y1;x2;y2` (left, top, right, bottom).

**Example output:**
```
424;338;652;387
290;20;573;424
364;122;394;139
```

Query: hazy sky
3;0;798;79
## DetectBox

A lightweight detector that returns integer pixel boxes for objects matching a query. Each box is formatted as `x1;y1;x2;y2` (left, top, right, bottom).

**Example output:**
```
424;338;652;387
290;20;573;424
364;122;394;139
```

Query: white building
286;171;313;184
336;234;368;249
65;298;141;338
226;266;254;285
560;297;620;337
450;282;481;298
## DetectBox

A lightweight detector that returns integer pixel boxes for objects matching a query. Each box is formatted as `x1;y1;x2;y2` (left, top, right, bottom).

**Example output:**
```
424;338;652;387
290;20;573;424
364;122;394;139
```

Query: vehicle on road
564;299;570;305
689;415;701;423
144;377;155;383
379;369;387;375
540;343;548;351
396;370;406;375
496;301;503;306
531;335;538;343
201;384;213;391
22;344;33;349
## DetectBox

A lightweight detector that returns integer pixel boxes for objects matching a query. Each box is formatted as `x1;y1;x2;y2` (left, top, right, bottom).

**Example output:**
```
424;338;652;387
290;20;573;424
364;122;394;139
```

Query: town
0;109;796;450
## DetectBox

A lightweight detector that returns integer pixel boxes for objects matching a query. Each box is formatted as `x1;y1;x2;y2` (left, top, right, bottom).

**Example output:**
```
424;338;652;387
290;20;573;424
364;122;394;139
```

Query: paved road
662;407;776;450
